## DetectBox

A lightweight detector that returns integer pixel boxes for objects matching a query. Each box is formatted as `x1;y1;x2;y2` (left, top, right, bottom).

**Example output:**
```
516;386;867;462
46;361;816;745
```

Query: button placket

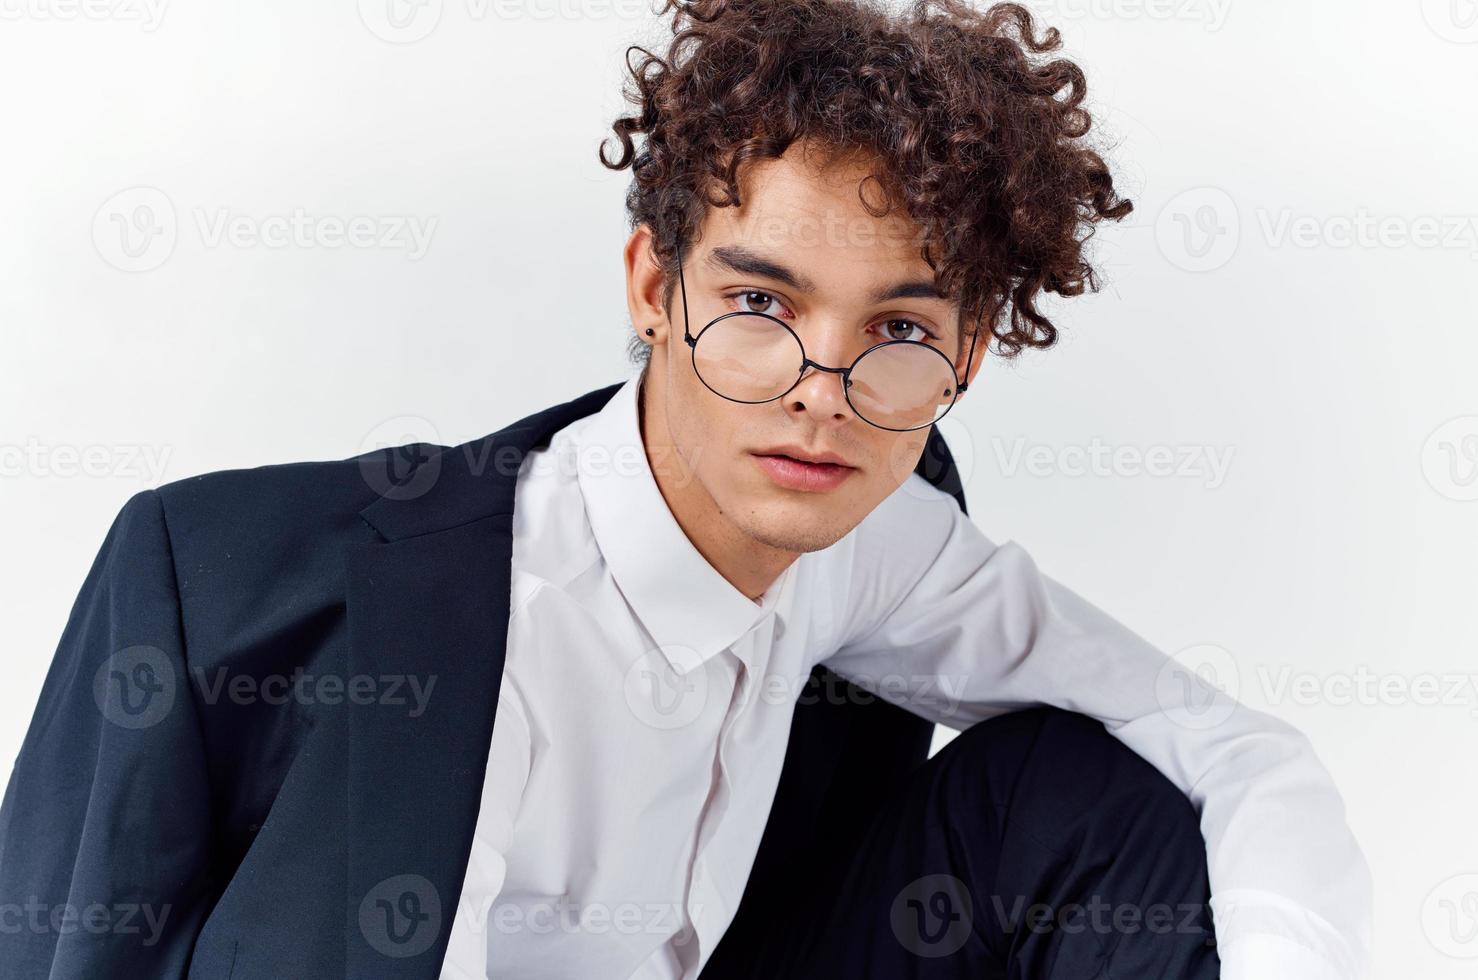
683;642;759;961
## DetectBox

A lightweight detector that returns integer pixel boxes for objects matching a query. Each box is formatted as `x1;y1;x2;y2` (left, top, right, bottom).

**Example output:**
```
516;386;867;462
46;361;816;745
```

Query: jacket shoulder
156;442;447;519
149;442;447;594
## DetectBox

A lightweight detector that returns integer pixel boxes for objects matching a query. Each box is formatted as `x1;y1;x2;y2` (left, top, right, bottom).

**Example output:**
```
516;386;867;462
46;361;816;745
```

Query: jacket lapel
341;382;622;979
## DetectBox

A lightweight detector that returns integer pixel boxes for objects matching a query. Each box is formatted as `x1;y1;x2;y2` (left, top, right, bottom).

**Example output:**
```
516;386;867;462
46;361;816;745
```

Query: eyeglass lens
691;313;958;431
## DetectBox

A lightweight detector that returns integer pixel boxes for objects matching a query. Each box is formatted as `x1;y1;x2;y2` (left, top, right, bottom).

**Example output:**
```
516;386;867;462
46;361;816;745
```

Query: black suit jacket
0;380;968;979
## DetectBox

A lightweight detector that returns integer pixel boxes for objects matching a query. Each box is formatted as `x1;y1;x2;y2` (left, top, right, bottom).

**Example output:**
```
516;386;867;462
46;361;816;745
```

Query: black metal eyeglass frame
674;241;979;432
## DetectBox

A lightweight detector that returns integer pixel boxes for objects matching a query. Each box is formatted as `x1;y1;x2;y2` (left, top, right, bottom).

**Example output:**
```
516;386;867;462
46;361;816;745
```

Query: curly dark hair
598;0;1131;366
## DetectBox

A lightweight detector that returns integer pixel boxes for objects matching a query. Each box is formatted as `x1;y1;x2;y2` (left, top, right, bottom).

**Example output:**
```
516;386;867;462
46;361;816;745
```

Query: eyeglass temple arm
676;241;694;345
955;318;979;394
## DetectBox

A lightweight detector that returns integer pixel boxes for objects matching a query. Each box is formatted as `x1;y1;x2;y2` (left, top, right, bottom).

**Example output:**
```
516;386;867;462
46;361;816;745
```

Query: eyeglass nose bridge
777;357;875;422
794;357;854;391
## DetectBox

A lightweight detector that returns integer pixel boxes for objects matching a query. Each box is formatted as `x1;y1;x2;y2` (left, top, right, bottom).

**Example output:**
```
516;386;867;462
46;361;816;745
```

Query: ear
624;224;669;347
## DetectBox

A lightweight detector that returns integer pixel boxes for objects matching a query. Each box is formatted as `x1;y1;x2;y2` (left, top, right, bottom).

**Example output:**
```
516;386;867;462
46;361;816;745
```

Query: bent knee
934;707;1205;850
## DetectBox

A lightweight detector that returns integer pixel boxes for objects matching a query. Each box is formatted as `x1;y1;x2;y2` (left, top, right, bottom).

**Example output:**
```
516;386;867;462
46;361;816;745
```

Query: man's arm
818;478;1373;980
0;489;216;978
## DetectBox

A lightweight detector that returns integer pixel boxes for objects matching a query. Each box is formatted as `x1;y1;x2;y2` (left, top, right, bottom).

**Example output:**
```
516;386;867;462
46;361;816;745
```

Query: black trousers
736;706;1222;979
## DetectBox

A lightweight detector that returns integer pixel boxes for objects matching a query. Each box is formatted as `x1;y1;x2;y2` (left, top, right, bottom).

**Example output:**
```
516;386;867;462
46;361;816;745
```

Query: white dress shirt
439;371;1372;980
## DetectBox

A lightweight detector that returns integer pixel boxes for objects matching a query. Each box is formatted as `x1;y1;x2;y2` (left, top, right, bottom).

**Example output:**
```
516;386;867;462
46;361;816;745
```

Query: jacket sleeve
819;477;1374;980
0;488;216;978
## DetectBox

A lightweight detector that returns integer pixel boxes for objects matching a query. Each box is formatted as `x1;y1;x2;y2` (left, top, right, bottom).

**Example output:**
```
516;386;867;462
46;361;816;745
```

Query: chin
745;521;841;555
738;497;861;555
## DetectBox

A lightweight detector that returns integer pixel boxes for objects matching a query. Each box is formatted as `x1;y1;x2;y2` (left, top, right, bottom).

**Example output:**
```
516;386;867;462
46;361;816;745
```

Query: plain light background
1;1;1474;976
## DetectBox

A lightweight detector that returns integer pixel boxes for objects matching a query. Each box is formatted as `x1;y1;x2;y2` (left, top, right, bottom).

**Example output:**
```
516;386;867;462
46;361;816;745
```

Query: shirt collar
574;372;798;673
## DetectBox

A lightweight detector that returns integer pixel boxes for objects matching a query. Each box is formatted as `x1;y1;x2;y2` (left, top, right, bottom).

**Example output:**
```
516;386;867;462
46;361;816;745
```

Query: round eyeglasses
675;243;979;432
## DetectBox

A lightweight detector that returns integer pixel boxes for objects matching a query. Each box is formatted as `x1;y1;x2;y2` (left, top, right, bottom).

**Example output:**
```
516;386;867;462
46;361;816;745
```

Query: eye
724;290;792;319
874;318;938;344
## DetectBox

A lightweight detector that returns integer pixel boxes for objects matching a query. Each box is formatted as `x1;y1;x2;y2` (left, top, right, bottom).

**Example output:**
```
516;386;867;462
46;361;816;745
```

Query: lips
750;450;857;492
752;444;854;468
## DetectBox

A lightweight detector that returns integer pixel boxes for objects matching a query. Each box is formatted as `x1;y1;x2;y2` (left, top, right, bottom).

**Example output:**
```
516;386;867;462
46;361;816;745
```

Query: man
0;0;1370;978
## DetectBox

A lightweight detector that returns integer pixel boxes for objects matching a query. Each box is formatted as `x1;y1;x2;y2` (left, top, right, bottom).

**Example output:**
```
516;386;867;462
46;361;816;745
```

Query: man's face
630;144;981;559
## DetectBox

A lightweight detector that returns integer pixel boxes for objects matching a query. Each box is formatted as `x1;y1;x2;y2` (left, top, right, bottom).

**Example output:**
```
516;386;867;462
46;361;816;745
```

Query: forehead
697;144;936;286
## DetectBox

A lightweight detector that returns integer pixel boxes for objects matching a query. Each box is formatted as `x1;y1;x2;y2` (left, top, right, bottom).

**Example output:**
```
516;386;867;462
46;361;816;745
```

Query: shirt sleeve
817;476;1374;980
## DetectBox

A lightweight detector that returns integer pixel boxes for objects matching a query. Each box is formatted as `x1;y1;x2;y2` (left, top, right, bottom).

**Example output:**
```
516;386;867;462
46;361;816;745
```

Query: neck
637;370;796;602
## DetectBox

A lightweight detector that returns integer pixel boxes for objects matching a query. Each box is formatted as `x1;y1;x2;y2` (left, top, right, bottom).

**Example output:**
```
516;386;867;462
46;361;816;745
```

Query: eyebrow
705;244;947;305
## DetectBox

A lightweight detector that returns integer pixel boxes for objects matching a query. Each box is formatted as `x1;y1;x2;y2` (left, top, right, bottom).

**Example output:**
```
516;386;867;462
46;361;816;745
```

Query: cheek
880;431;932;489
671;383;744;476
